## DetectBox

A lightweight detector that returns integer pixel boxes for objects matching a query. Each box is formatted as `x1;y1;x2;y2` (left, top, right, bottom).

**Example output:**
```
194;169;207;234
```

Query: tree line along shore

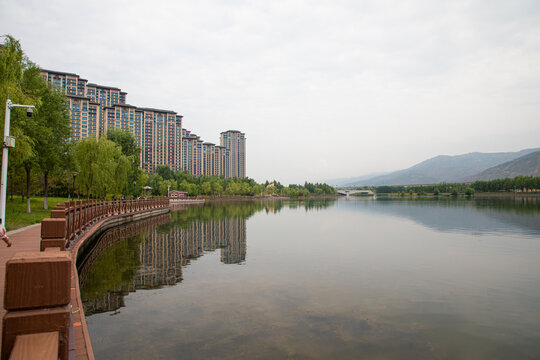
1;35;336;220
352;175;540;197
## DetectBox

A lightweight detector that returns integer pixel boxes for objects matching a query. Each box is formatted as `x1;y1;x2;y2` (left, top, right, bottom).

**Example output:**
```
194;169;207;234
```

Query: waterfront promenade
0;224;42;339
0;198;172;359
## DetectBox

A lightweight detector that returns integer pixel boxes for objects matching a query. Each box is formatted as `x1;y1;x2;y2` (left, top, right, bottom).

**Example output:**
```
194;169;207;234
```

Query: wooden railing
41;198;169;251
2;198;170;360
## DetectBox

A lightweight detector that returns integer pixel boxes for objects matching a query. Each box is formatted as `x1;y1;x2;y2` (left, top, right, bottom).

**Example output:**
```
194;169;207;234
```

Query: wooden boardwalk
0;224;86;359
0;202;171;359
0;224;42;341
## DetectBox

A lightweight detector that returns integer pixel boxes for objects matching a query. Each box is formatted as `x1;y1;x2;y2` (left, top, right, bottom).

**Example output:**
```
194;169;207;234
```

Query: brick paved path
0;224;42;342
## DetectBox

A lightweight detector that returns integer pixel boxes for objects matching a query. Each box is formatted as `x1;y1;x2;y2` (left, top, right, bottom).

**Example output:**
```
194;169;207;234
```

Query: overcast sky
1;0;539;184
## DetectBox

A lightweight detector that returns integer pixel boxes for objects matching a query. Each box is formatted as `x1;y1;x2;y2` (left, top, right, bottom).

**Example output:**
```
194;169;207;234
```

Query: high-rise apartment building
220;130;246;178
181;130;230;178
41;69;244;178
203;142;230;177
216;145;230;178
181;129;203;176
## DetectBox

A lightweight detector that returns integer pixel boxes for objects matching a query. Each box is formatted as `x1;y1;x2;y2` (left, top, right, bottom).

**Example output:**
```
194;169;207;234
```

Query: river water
79;197;540;359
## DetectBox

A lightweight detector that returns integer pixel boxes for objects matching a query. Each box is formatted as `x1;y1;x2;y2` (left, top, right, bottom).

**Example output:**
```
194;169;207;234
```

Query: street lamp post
72;171;78;201
1;99;35;225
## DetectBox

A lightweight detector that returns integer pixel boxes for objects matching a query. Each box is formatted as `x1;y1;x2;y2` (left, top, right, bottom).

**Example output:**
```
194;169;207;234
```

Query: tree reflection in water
80;199;337;315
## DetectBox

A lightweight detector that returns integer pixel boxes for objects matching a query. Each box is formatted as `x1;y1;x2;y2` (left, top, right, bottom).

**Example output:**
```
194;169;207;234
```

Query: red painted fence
41;198;169;251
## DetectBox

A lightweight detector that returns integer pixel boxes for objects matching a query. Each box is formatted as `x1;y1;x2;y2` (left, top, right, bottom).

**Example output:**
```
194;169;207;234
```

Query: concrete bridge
336;189;374;196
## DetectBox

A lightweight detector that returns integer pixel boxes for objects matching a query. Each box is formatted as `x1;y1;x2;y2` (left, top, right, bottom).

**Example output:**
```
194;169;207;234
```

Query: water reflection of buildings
81;214;247;315
136;217;247;289
82;200;336;315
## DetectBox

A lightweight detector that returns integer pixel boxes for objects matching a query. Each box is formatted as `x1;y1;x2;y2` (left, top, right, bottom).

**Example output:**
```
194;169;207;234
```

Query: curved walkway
1;206;170;359
0;224;42;341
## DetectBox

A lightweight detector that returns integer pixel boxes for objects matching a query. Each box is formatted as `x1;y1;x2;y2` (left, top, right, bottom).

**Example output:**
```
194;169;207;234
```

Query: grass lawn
6;196;69;231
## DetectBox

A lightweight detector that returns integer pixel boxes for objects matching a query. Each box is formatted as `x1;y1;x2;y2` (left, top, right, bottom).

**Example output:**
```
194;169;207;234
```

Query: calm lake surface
79;197;540;359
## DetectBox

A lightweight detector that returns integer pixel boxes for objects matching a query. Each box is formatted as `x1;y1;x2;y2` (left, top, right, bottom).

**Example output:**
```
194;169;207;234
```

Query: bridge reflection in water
78;205;248;315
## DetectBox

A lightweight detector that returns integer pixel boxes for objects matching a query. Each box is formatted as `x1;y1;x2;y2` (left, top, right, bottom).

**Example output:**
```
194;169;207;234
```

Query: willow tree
93;139;130;197
107;129;142;195
73;138;130;198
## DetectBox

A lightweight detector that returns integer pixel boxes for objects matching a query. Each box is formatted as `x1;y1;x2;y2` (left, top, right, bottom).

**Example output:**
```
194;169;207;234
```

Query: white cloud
1;0;539;184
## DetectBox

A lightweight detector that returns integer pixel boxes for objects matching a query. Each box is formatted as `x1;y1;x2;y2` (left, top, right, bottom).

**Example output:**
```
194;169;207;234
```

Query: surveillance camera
26;108;33;117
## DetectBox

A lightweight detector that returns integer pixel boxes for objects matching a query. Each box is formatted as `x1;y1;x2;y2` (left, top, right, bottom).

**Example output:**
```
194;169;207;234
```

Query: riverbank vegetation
361;175;540;196
471;176;540;193
372;183;475;197
1;36;336;217
1;35;71;212
149;167;336;197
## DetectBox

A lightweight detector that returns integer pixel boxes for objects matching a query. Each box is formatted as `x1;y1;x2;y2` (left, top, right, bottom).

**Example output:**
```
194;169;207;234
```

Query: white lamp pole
1;99;35;225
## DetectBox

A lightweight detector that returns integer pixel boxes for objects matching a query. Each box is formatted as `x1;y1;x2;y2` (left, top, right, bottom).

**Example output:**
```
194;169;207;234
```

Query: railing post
81;200;86;231
2;251;71;360
87;200;90;224
86;200;90;225
90;199;94;223
73;201;77;236
69;202;74;241
40;217;66;251
74;202;77;237
78;201;82;235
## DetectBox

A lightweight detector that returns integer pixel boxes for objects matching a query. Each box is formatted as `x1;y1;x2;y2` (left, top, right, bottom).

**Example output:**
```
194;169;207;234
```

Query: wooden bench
9;332;58;360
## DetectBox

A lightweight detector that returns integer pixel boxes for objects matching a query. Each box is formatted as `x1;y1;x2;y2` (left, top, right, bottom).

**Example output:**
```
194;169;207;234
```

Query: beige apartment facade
220;130;246;178
41;69;244;178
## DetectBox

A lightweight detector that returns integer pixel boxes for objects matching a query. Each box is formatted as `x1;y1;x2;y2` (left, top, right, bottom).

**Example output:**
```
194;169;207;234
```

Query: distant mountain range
325;172;390;187
464;151;540;182
334;148;540;187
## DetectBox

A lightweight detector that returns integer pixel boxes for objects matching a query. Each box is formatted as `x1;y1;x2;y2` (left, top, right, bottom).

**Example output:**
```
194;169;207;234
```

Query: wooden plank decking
0;202;171;359
0;223;87;359
0;224;42;341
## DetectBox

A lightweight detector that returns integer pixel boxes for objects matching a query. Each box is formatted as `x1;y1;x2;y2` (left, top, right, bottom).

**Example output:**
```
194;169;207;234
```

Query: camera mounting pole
1;99;36;225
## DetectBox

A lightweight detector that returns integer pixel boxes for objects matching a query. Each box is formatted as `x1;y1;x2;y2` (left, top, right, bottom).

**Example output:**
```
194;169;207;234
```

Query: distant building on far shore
220;130;246;178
